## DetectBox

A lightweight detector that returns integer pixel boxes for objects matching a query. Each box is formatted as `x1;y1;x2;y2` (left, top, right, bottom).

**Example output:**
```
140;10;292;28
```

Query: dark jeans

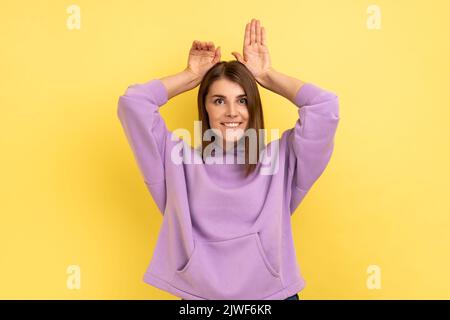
285;293;299;300
181;293;299;300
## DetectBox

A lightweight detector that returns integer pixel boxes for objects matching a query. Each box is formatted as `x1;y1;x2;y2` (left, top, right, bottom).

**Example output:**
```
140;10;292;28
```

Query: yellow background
1;0;449;299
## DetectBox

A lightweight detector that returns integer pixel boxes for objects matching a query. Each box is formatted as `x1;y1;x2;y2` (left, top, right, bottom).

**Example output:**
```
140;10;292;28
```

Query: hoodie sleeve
117;79;170;215
287;82;340;215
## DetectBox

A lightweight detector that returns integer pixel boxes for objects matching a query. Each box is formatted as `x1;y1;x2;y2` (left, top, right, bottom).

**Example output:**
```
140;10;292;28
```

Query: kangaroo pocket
170;232;283;299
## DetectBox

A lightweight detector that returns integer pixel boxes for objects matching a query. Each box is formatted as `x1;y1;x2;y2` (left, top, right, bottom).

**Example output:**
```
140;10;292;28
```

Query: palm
242;44;271;79
232;19;272;80
187;41;220;78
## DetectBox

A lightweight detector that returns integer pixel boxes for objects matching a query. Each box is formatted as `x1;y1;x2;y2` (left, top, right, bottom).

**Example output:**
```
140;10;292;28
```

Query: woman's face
205;78;250;145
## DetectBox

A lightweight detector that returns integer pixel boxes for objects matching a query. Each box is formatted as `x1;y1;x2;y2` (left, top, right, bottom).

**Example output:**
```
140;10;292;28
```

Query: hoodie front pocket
170;233;283;300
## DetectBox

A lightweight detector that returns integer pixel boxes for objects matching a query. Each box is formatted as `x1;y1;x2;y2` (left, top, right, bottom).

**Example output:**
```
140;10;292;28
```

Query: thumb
231;52;244;63
213;46;221;64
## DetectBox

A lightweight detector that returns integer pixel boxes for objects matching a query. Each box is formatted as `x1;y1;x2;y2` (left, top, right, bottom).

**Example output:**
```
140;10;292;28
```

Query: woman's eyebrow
211;94;247;98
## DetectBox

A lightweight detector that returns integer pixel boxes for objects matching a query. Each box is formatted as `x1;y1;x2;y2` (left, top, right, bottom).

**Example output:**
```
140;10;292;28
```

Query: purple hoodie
117;78;340;300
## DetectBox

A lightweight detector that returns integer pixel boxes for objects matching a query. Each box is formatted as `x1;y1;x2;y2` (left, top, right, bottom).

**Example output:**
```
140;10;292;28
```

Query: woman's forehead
208;79;245;96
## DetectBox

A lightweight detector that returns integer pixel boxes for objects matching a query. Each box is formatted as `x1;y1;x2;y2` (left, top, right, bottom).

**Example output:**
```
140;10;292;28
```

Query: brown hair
197;60;265;178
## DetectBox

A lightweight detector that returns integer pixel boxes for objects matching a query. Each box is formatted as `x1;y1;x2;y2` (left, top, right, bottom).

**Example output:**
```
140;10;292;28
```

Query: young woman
117;18;340;300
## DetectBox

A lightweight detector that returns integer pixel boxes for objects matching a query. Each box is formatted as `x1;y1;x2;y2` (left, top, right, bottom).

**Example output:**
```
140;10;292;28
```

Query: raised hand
186;40;221;80
231;19;272;83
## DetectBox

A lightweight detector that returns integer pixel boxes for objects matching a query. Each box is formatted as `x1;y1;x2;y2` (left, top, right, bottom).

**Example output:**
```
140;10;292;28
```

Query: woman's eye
213;98;247;105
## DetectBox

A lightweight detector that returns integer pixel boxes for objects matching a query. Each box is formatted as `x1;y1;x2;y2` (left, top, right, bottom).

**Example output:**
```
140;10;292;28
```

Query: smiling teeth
223;123;240;127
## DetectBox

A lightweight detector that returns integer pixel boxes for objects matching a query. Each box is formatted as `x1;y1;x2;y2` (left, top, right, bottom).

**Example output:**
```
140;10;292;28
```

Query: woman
117;18;339;300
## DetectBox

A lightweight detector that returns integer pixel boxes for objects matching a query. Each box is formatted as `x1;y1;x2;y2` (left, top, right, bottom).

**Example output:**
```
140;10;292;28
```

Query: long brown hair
197;60;265;178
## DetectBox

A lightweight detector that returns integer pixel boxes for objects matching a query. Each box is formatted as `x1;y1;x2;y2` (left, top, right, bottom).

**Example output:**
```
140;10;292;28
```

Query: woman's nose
226;103;239;117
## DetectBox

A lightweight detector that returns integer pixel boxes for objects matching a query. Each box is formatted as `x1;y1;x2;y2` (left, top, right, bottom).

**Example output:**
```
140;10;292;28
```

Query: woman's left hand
231;19;272;83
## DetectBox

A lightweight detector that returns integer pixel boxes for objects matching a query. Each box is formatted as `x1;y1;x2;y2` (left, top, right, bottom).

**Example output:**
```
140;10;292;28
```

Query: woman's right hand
185;40;221;84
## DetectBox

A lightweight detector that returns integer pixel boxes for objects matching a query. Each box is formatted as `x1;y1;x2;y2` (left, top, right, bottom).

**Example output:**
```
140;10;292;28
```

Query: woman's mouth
221;122;242;128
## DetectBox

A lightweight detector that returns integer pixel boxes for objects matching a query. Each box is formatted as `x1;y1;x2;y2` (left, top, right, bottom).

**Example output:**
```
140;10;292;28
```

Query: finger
194;40;201;50
256;20;261;44
251;18;256;45
244;22;250;47
261;27;266;46
208;41;214;51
